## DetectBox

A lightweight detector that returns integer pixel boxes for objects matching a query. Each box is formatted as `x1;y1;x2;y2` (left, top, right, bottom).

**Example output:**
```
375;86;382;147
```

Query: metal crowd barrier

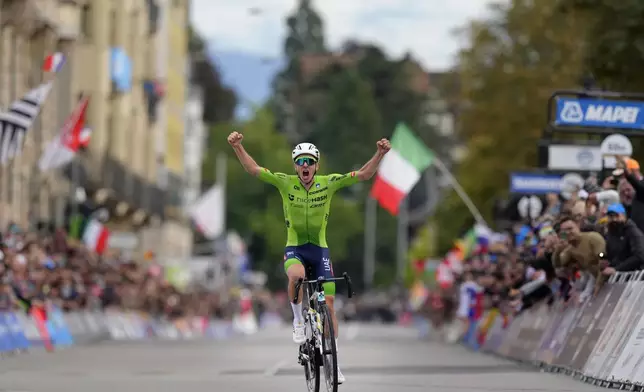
0;306;272;356
461;271;644;390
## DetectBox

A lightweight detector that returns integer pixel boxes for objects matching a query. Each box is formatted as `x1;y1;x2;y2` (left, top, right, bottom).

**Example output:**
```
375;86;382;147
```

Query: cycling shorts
283;243;334;281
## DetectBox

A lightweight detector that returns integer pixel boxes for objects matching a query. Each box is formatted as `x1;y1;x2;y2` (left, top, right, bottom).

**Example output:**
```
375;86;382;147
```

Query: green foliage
188;27;237;124
433;0;589;251
308;65;383;173
560;0;644;92
408;223;436;262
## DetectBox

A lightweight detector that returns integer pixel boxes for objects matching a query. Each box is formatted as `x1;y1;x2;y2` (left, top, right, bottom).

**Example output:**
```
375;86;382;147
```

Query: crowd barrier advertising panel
468;272;644;387
0;308;250;355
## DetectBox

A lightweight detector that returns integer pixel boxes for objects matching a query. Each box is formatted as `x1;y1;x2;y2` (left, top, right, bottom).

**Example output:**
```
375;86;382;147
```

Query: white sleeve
596;190;620;206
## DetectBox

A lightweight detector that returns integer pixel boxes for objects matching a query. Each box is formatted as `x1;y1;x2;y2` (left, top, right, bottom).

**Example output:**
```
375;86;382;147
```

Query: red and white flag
38;96;91;171
82;219;110;255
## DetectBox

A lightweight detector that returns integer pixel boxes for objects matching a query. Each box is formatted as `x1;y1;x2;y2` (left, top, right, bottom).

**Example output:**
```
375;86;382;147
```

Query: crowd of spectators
425;155;644;340
0;225;234;320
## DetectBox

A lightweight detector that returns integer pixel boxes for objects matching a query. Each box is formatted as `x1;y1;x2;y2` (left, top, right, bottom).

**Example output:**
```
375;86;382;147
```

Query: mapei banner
555;97;644;131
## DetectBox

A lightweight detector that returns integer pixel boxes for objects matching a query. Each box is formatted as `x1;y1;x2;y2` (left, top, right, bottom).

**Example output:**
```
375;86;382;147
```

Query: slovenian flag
43;53;65;73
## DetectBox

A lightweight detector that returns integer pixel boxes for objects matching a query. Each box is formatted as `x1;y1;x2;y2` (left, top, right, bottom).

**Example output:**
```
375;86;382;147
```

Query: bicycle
294;270;354;392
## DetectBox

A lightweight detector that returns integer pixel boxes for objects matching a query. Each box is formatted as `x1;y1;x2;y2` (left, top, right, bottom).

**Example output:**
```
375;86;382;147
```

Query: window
110;9;117;45
80;4;92;40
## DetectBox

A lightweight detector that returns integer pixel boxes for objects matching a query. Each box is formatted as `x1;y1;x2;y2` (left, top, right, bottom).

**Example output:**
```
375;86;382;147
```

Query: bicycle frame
294;273;354;348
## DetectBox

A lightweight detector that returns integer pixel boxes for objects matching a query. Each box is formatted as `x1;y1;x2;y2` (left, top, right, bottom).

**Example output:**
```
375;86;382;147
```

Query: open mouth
302;169;310;177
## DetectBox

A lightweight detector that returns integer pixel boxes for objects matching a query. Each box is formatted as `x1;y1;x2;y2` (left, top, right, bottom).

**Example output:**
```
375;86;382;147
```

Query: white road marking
264;358;288;377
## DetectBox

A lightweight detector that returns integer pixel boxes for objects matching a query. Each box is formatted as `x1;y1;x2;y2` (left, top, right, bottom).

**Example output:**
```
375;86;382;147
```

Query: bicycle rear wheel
320;305;338;392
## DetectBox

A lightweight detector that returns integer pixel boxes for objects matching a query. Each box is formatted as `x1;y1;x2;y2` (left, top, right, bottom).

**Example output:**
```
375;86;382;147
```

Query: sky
191;0;495;70
190;0;497;117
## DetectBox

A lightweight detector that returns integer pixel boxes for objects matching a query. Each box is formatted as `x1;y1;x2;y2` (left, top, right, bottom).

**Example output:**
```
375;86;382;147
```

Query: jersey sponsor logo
294;185;300;190
286;251;294;257
288;194;294;201
275;173;286;178
330;175;346;182
310;195;327;203
310;203;325;208
322;257;331;271
310;186;327;195
316;183;320;188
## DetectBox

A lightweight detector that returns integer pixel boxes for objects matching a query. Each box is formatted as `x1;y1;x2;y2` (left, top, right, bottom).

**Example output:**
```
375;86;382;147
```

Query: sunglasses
294;157;317;166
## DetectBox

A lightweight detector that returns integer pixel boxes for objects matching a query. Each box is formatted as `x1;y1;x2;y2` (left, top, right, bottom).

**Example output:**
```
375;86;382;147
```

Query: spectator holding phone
615;156;644;233
601;203;644;276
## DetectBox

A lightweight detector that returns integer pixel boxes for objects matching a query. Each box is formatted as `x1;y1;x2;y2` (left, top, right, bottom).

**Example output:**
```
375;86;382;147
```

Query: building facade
0;0;65;228
183;83;205;210
0;0;193;260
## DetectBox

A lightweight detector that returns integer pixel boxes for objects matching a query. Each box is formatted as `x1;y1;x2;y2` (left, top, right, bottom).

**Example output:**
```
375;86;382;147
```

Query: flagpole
432;156;488;227
363;195;377;290
396;196;409;282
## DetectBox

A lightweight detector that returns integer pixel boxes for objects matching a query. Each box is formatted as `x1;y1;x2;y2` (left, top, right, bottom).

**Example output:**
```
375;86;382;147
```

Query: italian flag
370;123;434;215
81;219;110;254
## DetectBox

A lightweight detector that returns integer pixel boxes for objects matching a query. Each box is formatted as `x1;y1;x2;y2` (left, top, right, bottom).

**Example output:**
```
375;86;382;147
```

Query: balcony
61;153;169;224
146;0;160;35
61;158;95;195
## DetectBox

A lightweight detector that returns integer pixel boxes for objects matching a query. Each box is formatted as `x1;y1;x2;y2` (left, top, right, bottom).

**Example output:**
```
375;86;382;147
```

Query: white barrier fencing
460;271;644;390
0;306;283;355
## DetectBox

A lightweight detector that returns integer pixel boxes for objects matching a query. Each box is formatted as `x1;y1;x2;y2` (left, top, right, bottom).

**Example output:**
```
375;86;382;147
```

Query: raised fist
377;138;391;154
227;131;243;146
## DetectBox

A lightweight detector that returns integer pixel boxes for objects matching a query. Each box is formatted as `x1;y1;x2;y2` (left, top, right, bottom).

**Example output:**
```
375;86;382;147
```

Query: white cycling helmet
292;142;320;162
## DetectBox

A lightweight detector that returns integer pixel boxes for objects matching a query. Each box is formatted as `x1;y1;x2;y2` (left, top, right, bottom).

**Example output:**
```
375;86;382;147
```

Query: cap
627;158;640;171
607;203;626;215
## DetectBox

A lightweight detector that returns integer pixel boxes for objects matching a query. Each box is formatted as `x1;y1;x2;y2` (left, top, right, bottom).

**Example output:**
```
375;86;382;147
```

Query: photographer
601;203;644;275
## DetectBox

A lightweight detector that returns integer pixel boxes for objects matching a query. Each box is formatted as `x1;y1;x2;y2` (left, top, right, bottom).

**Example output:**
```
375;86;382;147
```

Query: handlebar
293;272;354;303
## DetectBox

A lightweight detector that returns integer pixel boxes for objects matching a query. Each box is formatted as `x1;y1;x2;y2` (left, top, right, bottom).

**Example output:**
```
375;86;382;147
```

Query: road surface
0;323;601;392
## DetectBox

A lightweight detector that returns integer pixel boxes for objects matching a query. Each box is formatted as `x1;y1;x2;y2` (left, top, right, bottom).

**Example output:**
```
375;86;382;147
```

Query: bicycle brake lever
343;273;354;299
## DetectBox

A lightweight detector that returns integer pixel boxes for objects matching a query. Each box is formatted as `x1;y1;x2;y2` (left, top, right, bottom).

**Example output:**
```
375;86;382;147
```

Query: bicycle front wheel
320;305;338;392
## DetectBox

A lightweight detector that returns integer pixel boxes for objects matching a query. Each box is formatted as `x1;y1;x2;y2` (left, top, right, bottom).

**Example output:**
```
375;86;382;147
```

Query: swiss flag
38;96;92;172
62;96;91;152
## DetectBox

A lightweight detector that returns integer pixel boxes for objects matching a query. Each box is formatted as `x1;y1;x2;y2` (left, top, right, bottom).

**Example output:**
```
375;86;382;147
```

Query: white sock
291;302;304;324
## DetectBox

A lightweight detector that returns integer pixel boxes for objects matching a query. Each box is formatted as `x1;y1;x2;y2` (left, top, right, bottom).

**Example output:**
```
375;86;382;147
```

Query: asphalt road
0;323;601;392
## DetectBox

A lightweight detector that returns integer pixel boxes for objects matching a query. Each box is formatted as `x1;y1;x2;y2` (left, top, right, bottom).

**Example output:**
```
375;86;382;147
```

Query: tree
308;65;383;173
272;0;327;141
560;0;644;92
189;27;237;124
433;1;589;252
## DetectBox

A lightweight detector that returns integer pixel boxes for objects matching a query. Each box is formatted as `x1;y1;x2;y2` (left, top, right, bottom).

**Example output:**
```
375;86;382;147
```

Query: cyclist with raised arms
227;131;390;384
